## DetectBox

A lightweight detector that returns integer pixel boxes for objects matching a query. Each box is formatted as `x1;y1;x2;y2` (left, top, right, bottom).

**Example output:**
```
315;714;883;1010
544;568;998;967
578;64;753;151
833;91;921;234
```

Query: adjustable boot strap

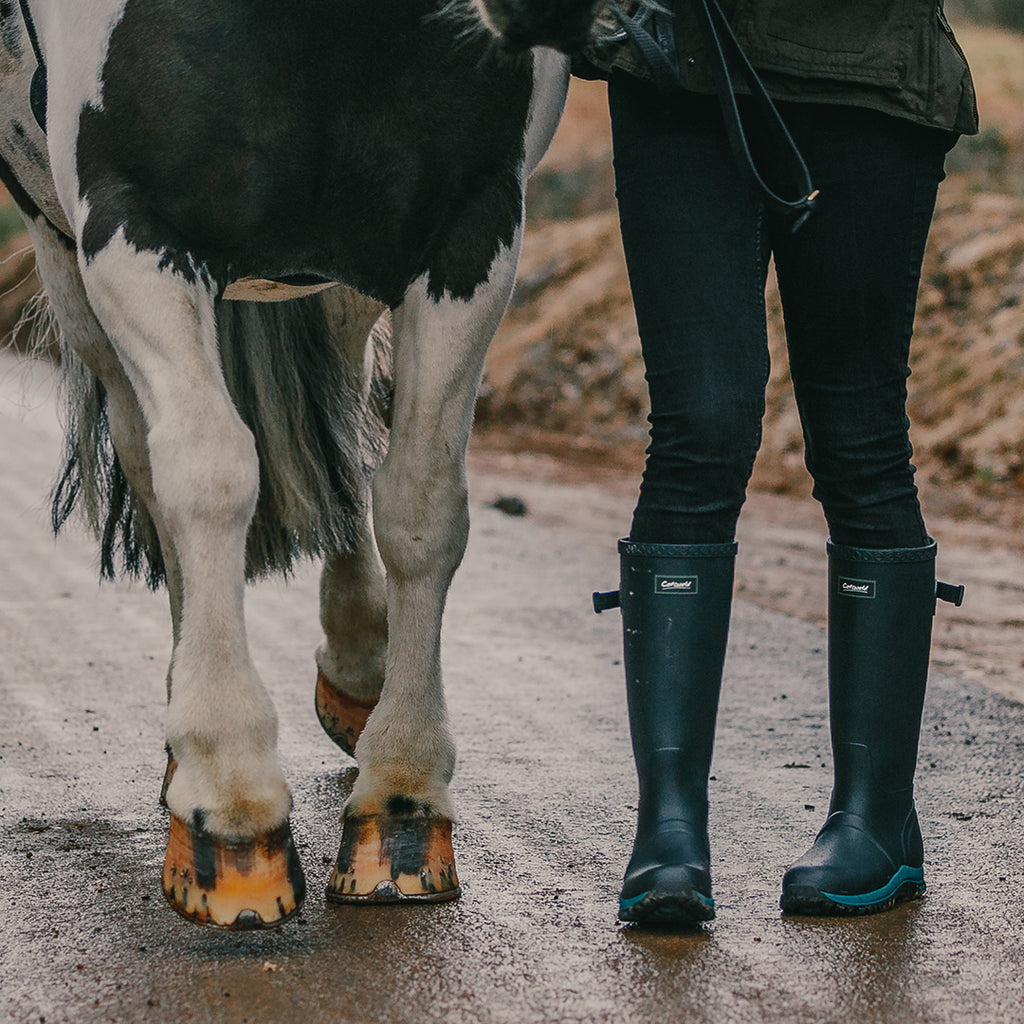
935;581;965;608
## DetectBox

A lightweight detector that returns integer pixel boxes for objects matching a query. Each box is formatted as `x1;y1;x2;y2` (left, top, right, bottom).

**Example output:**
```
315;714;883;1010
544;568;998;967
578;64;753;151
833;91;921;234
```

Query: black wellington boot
613;538;736;927
781;539;961;916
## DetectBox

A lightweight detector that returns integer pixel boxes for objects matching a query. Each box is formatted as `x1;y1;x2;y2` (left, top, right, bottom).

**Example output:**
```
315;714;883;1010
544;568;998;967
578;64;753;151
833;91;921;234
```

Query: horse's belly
221;277;338;303
69;0;533;304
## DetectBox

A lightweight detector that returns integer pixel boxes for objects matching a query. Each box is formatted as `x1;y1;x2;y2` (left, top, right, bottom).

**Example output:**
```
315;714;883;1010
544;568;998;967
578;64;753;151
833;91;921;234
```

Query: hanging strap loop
691;0;817;229
602;0;818;230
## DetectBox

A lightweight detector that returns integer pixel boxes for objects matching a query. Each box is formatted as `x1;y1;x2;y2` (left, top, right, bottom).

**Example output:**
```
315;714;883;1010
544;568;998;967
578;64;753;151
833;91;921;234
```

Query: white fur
27;0;129;236
349;228;524;820
80;231;291;837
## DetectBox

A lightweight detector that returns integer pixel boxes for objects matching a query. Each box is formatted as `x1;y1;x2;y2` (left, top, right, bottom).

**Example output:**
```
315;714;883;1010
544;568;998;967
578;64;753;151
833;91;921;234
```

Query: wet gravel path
2;352;1023;1024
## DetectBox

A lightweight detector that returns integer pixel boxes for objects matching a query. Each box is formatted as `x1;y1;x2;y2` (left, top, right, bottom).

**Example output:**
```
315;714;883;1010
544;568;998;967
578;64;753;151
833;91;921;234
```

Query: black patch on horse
0;149;39;217
76;0;533;306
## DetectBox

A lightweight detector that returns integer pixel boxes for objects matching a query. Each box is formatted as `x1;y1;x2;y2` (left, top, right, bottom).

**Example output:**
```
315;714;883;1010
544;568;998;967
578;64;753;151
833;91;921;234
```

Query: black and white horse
0;0;608;929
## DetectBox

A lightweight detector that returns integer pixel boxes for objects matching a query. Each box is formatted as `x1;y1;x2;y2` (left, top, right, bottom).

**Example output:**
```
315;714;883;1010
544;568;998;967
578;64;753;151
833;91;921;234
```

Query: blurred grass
949;0;1024;32
0;200;25;247
945;21;1024;194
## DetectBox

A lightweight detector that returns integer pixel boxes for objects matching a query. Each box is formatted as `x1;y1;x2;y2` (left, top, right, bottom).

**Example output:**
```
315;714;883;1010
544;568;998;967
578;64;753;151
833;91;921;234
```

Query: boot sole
618;888;715;928
781;875;925;917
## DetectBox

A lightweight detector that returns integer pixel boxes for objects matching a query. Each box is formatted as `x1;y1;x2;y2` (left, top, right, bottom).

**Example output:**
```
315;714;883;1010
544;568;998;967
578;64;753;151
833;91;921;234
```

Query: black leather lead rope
608;2;683;97
17;0;47;132
691;0;817;230
606;0;818;231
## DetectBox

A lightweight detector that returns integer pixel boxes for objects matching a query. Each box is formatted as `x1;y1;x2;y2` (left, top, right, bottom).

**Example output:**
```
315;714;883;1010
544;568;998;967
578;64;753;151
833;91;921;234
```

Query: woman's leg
771;105;952;914
772;104;949;550
610;76;770;546
608;76;768;926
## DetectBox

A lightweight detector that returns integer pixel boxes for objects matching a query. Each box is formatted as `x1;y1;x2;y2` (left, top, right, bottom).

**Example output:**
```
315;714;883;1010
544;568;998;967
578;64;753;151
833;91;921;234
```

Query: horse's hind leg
79;236;302;929
22;214;187;801
313;291;388;756
326;232;524;904
315;528;388;756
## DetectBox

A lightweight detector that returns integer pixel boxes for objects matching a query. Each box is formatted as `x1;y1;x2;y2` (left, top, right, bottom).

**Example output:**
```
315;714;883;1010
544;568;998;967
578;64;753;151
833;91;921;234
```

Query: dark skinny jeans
609;75;953;549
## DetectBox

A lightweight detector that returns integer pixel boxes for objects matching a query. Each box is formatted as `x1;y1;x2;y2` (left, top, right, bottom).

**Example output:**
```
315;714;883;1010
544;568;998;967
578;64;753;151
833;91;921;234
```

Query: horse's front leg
327;236;523;903
80;238;303;928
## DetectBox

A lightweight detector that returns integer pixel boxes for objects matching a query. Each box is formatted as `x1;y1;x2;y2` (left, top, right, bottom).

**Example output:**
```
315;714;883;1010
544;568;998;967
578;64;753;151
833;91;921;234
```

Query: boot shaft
618;539;736;793
827;539;937;807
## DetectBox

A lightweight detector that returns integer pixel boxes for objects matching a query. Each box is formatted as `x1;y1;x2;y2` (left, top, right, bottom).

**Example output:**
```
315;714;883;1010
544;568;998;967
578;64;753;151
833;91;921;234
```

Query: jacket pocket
733;0;923;87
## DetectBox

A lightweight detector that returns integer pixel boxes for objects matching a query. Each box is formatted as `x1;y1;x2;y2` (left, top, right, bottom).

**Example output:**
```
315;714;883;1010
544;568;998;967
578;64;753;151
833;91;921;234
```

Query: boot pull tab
935;581;965;608
593;590;621;614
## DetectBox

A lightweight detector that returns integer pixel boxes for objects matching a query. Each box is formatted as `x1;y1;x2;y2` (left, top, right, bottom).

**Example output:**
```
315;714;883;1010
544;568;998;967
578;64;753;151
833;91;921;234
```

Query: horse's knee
372;457;469;582
148;415;260;534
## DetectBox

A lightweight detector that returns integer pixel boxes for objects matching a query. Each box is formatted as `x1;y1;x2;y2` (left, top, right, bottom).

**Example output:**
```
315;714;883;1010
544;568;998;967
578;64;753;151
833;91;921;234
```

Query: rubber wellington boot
597;539;736;927
780;539;963;916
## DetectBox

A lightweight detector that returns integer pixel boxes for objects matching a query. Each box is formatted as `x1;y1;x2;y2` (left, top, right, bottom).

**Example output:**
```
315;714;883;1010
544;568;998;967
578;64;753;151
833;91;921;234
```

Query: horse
0;0;611;930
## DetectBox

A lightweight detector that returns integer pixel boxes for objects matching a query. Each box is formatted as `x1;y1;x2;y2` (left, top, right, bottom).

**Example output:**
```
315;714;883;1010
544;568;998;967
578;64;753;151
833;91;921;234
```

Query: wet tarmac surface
3;351;1024;1024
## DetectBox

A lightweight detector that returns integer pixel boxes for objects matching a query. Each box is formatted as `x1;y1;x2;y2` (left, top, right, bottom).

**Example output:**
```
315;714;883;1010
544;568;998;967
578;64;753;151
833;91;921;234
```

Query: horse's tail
51;290;391;587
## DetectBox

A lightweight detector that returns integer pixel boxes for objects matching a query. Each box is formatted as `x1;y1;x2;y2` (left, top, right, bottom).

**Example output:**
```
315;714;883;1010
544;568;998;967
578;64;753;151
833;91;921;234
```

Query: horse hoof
162;813;306;929
326;813;461;904
315;670;377;756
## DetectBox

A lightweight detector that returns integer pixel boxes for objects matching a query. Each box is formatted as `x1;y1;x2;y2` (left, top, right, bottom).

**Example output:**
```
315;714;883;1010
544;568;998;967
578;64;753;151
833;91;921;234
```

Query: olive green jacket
579;0;978;135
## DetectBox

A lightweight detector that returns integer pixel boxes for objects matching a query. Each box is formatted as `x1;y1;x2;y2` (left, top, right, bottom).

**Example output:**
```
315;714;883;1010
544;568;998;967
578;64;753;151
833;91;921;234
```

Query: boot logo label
655;575;698;595
838;576;876;598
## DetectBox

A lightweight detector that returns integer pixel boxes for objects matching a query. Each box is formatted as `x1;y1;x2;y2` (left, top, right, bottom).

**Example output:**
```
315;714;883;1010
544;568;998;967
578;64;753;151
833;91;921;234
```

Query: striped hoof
326;812;460;904
315;670;377;757
162;813;306;929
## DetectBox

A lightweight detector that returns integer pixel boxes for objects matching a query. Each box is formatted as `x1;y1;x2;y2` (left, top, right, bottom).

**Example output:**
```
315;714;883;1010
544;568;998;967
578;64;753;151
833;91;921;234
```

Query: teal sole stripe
619;891;651;912
619;888;715;913
822;865;925;908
